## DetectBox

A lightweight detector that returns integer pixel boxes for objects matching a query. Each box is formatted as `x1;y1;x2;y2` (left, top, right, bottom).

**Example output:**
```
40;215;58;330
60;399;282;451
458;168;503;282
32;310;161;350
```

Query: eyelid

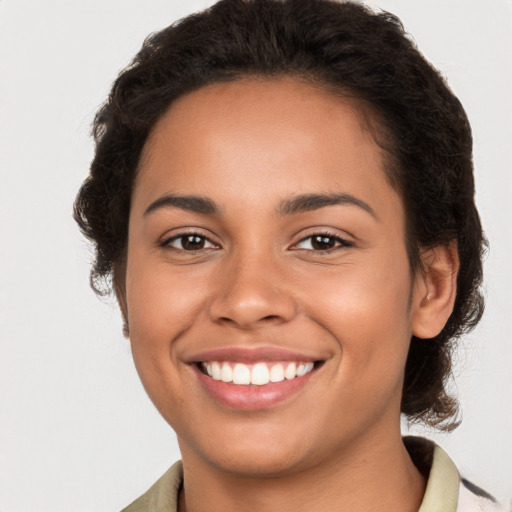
159;229;220;250
290;230;354;251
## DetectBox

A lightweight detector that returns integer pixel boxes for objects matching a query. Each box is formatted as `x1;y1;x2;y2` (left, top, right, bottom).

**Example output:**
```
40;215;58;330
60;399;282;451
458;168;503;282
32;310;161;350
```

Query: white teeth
296;363;307;376
296;362;314;376
202;360;315;385
269;364;285;383
232;363;251;385
251;363;270;385
221;362;233;382
284;362;297;380
211;361;222;380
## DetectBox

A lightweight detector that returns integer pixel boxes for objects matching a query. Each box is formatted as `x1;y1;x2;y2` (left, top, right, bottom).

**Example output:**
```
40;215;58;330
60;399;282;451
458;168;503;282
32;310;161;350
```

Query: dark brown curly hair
74;0;485;430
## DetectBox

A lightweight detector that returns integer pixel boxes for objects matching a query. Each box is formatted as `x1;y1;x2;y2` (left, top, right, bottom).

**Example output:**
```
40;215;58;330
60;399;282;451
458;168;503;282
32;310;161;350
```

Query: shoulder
119;441;505;512
405;436;504;512
120;460;183;512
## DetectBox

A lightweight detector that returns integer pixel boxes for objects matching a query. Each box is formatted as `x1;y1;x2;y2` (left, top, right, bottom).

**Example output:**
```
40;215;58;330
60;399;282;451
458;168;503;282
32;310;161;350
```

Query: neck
178;430;426;512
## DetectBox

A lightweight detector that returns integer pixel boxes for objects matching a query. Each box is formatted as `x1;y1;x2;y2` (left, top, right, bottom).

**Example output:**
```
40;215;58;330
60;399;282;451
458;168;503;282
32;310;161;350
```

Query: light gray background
1;1;511;511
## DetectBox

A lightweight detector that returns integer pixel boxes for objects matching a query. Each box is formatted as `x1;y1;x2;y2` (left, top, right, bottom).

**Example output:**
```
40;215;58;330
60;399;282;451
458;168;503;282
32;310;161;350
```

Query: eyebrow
144;194;220;216
143;192;377;219
278;193;378;219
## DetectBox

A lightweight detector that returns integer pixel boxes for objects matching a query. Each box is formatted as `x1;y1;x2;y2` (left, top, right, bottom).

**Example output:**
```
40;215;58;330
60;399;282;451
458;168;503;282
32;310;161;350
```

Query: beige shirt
121;437;501;512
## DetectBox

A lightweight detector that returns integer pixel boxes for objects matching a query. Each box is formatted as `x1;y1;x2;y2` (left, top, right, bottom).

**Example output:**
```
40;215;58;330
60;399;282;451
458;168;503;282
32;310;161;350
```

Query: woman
74;0;501;510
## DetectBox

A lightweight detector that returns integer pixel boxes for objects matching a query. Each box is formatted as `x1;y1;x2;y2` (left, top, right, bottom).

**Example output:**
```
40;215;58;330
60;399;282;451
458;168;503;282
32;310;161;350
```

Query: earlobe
412;241;459;339
116;288;130;338
113;259;130;338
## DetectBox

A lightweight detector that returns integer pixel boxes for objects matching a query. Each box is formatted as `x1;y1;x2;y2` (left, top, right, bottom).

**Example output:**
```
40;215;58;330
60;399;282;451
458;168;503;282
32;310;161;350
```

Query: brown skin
123;78;459;512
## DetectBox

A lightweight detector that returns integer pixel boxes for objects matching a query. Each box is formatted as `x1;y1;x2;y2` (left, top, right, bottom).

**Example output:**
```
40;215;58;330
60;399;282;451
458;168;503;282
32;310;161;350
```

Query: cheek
124;259;202;420
125;253;208;368
305;254;414;369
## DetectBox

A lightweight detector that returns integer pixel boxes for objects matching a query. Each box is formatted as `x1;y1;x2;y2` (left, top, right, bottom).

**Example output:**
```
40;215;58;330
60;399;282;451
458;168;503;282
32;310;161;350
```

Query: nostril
219;314;279;323
218;316;235;324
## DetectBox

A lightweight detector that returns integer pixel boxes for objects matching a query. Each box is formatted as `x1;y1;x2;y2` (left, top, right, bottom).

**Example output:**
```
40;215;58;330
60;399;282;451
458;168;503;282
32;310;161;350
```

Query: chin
204;447;308;479
177;420;317;478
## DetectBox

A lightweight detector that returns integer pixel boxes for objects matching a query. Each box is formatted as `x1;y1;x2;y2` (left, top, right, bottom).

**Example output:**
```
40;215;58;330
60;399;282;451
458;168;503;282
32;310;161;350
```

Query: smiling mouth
198;360;319;386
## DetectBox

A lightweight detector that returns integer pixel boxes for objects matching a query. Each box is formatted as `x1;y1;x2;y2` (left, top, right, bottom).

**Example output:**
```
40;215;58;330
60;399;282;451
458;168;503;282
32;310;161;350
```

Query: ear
113;258;130;338
411;241;459;339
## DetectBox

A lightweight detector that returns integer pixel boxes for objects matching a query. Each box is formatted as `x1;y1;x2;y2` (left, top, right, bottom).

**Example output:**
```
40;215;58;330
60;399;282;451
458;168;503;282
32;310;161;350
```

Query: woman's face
125;78;425;476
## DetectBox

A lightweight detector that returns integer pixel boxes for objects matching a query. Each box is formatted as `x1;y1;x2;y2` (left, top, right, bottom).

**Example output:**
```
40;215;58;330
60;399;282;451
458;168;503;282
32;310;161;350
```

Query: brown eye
164;233;217;251
181;234;206;250
294;233;352;251
311;235;337;250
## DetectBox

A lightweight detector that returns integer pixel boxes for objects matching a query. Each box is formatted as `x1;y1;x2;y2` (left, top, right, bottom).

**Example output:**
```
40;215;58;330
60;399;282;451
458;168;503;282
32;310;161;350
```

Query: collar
121;437;461;512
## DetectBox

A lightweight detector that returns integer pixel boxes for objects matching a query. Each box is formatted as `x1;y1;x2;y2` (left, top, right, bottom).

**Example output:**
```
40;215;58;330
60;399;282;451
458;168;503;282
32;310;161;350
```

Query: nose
208;252;296;330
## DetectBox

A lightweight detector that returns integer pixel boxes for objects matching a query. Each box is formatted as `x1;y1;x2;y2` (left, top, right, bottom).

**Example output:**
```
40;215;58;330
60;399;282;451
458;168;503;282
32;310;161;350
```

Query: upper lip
186;346;322;364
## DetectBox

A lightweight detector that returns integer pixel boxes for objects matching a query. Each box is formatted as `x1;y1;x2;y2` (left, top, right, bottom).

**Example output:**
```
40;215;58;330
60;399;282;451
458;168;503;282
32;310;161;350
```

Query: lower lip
193;365;316;410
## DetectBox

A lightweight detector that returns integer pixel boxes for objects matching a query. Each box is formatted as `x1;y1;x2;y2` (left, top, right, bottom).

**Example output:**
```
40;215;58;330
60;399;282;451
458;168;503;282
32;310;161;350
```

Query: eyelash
161;232;219;252
161;231;353;253
292;232;353;252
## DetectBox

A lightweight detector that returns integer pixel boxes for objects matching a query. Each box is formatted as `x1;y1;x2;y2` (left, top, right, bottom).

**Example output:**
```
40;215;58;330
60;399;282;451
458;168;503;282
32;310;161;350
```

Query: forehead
142;77;377;160
134;78;402;222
